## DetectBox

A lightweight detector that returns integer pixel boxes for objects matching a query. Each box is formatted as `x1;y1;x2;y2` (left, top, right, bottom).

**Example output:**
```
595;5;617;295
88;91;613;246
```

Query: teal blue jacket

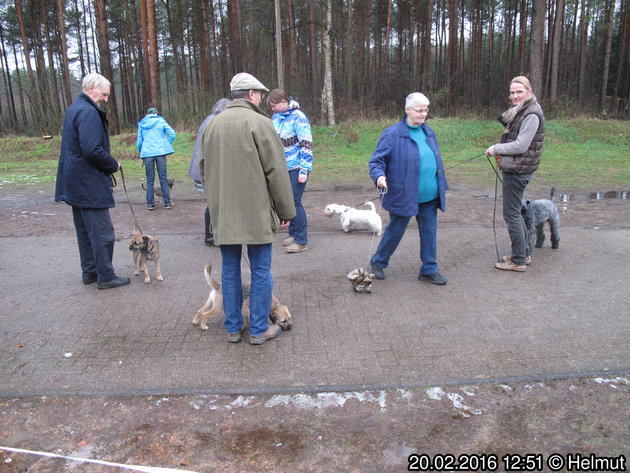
137;114;176;158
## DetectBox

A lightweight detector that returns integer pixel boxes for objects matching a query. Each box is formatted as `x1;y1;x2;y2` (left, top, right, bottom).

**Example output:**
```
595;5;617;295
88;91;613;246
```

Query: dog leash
364;187;387;268
119;166;144;234
491;170;502;263
444;152;485;171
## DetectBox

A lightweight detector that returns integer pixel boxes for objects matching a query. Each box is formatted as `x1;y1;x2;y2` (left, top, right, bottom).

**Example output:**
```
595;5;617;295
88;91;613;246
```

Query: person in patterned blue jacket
268;89;313;253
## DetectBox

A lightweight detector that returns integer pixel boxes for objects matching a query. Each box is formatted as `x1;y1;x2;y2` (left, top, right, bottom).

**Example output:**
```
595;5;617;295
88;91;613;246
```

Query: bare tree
93;0;120;133
274;0;284;89
321;0;334;125
14;0;43;133
57;0;73;107
529;0;545;92
600;0;614;109
549;0;565;103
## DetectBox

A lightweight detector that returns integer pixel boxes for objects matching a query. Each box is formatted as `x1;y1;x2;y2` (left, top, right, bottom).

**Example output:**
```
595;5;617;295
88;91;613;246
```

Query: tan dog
129;234;163;283
192;263;292;331
141;178;174;198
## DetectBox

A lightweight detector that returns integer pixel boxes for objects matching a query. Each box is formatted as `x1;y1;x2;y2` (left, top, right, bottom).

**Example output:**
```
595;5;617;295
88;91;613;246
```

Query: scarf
500;96;537;131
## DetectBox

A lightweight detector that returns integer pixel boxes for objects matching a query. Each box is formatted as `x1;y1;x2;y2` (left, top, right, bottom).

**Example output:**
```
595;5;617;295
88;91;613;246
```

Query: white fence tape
0;446;200;473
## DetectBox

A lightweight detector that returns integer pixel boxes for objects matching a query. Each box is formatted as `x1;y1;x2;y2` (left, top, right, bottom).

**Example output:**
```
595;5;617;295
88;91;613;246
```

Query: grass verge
1;118;628;191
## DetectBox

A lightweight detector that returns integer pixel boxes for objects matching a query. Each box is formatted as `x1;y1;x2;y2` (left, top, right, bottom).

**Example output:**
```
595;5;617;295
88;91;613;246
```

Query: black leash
444;152;485;170
485;154;503;183
492;170;501;263
119;166;143;234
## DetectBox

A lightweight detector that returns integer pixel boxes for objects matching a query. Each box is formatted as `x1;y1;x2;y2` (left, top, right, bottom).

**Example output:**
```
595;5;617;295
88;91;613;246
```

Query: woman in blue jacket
137;107;176;209
369;92;449;285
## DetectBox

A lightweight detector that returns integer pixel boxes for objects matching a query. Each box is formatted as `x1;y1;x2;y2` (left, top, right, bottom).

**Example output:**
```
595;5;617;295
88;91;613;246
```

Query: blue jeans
219;244;273;336
288;169;307;244
72;207;116;283
143;155;171;207
502;172;532;265
371;199;439;276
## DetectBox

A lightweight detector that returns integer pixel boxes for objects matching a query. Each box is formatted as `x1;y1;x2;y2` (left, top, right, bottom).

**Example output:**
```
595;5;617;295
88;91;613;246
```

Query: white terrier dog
325;201;382;235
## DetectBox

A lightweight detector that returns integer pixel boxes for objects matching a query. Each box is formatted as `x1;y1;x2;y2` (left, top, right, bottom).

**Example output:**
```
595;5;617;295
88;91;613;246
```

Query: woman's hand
298;173;308;184
376;176;387;189
485;146;496;157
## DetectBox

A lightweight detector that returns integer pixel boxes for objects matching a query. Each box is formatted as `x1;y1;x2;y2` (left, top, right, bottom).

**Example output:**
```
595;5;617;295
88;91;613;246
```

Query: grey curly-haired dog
522;188;560;250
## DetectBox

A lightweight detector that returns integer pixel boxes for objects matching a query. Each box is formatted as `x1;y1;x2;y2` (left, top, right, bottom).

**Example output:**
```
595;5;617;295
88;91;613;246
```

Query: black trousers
72;207;116;283
204;206;212;240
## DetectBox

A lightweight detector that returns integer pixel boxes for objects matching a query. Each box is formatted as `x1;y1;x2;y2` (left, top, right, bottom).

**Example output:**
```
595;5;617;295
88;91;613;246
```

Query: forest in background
0;0;628;136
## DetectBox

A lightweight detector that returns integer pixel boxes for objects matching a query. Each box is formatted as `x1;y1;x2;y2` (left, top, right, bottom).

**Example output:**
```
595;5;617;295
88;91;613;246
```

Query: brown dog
192;263;292;331
129;234;163;283
141;178;174;198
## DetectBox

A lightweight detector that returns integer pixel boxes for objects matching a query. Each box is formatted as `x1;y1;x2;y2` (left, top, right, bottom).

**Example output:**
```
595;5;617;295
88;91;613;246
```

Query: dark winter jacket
55;93;119;209
369;118;448;217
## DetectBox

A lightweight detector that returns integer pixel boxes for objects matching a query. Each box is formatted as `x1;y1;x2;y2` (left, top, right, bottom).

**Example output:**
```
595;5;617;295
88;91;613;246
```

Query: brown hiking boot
501;255;532;265
495;260;527;272
285;243;308;253
227;329;244;343
249;324;281;345
282;237;294;247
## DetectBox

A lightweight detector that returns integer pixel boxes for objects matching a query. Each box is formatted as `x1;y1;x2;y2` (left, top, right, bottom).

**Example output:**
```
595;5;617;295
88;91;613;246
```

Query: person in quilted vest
485;75;545;272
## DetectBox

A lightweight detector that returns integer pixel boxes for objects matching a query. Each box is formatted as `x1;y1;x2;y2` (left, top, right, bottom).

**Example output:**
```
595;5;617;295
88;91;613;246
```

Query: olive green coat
199;100;296;245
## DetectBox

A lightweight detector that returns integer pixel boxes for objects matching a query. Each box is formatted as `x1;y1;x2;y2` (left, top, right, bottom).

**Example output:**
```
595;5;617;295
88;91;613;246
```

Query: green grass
1;119;628;190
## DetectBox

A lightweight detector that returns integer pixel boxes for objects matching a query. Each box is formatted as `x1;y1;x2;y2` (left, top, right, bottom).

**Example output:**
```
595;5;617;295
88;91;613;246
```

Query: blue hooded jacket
137;114;176;158
55;93;119;209
271;99;313;175
369;118;448;216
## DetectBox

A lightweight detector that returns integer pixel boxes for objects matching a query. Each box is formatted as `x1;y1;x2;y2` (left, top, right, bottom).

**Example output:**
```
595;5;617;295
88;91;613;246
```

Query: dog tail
203;263;220;290
550;187;556;201
363;201;376;212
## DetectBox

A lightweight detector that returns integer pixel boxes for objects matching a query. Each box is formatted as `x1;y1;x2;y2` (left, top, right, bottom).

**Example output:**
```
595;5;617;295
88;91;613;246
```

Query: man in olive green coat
200;72;296;345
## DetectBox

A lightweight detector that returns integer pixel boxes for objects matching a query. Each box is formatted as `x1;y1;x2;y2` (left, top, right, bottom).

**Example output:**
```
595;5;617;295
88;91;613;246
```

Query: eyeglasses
409;107;429;114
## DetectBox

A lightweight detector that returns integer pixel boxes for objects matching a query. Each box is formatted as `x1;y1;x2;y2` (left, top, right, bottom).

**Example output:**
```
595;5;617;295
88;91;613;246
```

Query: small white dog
325;201;382;235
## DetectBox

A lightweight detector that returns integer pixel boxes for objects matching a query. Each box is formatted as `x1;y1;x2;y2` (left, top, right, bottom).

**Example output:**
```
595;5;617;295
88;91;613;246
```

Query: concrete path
2;208;628;397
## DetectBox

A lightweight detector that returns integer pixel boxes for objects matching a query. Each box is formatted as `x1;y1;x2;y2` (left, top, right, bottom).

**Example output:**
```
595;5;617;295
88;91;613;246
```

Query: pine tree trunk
56;0;73;107
93;0;120;133
321;0;335;125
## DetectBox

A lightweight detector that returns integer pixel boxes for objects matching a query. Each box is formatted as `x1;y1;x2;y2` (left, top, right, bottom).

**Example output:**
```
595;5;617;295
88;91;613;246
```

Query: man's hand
117;161;122;171
485;146;496;157
279;220;291;230
298;173;308;184
376;176;387;189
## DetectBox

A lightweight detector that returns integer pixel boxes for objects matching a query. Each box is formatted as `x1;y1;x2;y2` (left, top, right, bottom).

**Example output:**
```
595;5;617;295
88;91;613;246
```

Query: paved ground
1;182;628;397
1;180;629;472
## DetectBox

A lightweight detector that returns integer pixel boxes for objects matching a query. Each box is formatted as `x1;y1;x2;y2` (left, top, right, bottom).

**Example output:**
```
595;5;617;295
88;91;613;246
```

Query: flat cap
230;73;269;92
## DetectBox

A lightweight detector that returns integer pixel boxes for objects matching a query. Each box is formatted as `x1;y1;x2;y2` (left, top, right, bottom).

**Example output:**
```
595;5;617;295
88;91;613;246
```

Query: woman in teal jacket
137;107;176;209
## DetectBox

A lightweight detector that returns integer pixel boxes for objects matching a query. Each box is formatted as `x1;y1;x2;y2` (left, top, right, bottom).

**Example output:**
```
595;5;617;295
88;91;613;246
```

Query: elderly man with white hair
368;92;449;285
55;73;130;290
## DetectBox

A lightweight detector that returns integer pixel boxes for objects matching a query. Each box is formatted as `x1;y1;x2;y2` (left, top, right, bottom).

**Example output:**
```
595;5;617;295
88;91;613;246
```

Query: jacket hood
280;99;301;115
138;114;162;130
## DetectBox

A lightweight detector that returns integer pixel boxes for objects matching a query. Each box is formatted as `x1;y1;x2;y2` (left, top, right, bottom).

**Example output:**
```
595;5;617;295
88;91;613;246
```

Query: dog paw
157;275;164;281
144;278;150;283
133;271;140;276
201;325;209;331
